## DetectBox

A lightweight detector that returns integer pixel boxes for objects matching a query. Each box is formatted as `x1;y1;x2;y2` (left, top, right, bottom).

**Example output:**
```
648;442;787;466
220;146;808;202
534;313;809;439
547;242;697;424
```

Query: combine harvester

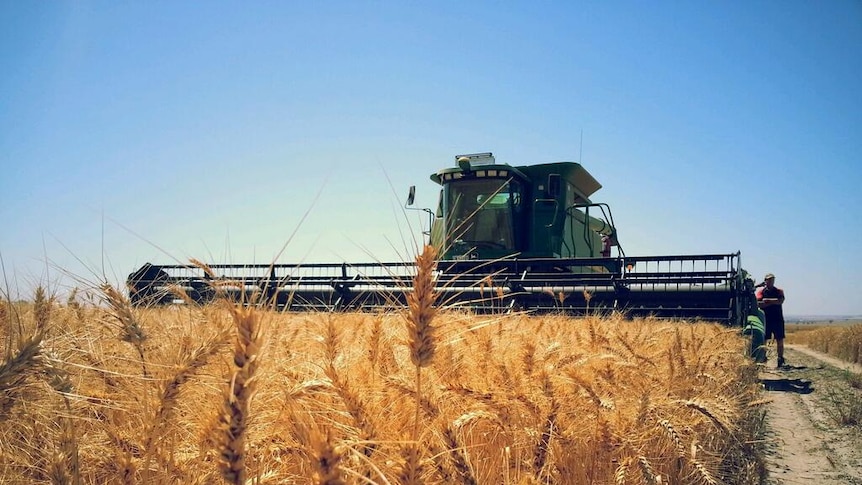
128;153;761;327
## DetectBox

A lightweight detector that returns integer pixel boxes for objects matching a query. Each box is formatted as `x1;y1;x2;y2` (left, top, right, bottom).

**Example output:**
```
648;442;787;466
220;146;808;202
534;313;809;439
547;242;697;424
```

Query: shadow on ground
760;378;814;394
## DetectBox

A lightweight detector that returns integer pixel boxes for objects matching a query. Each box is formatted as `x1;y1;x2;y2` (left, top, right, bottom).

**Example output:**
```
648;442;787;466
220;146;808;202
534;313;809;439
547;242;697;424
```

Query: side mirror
404;186;434;241
406;186;416;206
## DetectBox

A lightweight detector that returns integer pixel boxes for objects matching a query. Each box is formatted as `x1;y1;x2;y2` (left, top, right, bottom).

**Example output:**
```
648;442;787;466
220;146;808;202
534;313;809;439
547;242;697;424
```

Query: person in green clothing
756;273;787;368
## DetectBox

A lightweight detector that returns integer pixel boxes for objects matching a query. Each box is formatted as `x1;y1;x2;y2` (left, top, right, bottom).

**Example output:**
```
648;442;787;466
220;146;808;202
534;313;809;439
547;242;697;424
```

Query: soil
760;344;862;484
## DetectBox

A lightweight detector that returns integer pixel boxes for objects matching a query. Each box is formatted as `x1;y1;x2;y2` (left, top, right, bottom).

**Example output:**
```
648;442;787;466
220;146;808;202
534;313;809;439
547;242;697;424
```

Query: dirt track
761;345;862;484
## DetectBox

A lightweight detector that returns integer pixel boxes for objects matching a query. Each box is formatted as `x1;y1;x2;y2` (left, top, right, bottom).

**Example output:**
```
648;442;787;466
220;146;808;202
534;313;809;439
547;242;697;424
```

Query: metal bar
127;252;744;324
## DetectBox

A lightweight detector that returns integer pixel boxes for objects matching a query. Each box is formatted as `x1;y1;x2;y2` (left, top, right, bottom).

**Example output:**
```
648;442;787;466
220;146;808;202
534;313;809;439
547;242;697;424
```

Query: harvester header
127;152;757;326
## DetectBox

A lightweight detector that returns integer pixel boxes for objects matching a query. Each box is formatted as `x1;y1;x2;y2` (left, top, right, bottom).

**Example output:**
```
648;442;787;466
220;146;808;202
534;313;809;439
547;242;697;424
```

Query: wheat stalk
658;418;685;457
42;350;81;485
681;399;730;433
441;424;477;485
0;298;8;333
673;328;688;373
66;287;84;323
614;457;631;485
48;446;73;485
690;458;719;485
101;284;148;377
397;443;424;484
119;453;136;485
406;245;439;369
615;329;657;368
367;315;383;375
0;333;43;417
215;303;265;485
521;339;537;376
405;244;439;443
309;428;346;485
50;410;81;485
33;286;51;336
384;375;441;419
637;455;660;485
533;399;558;480
567;370;603;408
327;369;378;459
318;313;378;460
142;333;226;481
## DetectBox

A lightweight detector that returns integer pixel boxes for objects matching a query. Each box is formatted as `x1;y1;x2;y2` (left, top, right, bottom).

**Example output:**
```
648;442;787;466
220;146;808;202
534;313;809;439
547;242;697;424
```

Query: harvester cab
417;152;620;262
127;152;755;328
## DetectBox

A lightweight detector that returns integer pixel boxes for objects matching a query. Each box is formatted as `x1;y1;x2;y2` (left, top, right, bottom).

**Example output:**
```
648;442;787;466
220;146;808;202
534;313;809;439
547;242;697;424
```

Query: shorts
765;318;785;340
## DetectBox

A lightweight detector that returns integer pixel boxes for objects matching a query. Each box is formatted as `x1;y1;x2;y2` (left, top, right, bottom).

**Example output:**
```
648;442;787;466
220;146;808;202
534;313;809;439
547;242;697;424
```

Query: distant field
786;318;862;327
786;321;862;334
786;321;862;365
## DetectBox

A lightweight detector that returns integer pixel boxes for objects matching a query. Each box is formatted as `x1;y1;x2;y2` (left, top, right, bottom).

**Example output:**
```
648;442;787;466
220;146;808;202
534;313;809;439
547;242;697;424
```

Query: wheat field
786;323;862;365
1;250;767;484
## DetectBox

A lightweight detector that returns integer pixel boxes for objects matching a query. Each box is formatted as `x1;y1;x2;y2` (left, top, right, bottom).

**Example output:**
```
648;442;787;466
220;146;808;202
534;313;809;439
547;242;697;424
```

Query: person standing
756;273;787;368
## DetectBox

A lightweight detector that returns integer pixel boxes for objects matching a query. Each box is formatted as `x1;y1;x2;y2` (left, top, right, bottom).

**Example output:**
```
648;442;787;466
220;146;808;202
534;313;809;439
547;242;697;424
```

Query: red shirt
756;285;785;324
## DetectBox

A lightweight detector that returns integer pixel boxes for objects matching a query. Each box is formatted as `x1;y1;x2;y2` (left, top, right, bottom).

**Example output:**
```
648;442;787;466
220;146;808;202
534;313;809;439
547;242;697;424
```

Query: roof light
454;152;495;167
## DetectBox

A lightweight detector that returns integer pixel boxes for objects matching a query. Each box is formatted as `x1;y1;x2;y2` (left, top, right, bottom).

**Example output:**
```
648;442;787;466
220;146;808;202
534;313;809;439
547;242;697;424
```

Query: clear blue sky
2;1;861;316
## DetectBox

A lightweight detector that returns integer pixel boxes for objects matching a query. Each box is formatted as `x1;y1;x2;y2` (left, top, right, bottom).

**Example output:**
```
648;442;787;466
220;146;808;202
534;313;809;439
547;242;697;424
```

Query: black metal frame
127;252;745;324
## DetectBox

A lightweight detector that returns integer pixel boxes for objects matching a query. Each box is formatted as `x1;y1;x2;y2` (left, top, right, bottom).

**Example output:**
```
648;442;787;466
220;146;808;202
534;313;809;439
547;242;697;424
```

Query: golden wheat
216;303;265;484
404;244;440;444
100;284;148;376
0;332;43;417
0;290;769;484
405;244;439;369
789;323;862;364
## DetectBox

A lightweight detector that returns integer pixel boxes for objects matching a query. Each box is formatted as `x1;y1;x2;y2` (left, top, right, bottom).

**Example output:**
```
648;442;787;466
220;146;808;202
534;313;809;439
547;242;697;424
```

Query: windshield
446;178;519;254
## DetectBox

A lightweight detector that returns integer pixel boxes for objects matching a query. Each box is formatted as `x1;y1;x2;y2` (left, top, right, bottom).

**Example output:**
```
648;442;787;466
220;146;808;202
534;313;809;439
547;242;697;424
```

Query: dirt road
761;345;862;484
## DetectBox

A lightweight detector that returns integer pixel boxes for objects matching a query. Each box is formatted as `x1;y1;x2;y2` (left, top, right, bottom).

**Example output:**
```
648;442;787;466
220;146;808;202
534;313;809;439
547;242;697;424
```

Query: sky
2;1;861;316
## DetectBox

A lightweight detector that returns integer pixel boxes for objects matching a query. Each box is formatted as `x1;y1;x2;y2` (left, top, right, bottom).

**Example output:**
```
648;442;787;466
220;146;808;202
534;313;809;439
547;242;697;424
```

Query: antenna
579;129;584;163
101;208;106;281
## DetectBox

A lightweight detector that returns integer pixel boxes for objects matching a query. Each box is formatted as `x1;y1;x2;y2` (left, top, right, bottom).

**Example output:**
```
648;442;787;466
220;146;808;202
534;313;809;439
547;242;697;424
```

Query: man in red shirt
756;273;787;368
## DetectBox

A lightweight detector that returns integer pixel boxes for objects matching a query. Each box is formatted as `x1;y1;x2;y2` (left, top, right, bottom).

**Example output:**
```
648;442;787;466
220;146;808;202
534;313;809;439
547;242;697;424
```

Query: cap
764;273;775;280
